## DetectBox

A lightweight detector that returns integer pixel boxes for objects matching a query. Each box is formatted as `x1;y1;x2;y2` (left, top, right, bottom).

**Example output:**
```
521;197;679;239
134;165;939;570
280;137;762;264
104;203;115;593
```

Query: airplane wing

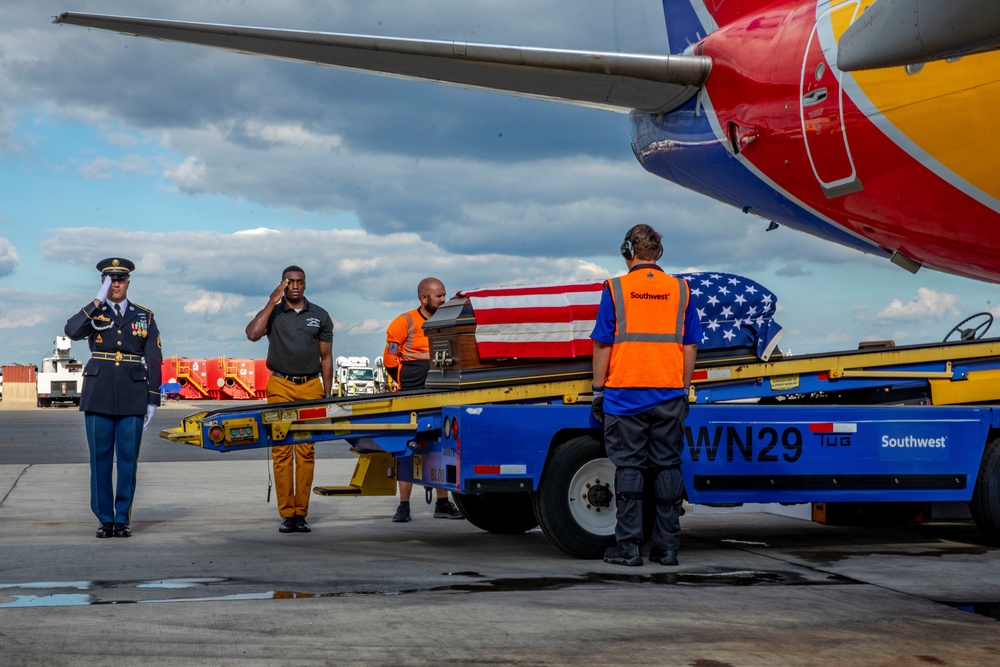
53;12;711;114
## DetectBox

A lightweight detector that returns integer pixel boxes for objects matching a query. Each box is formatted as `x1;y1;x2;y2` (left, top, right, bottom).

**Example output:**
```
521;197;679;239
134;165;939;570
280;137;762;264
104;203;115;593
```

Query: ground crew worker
246;265;334;534
591;224;702;566
64;257;162;539
383;277;464;522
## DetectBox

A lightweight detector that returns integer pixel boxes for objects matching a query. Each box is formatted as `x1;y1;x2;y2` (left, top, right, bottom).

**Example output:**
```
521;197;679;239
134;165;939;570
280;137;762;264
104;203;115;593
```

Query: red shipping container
254;358;271;399
2;365;37;383
205;357;226;400
221;358;256;399
163;357;211;399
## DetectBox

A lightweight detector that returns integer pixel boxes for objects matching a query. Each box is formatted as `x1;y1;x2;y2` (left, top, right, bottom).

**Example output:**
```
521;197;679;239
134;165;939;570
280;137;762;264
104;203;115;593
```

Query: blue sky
2;0;997;370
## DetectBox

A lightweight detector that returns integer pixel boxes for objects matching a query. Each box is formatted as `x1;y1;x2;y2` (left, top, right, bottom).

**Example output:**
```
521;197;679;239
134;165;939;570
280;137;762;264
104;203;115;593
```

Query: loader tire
452;492;538;535
532;435;617;559
970;437;1000;543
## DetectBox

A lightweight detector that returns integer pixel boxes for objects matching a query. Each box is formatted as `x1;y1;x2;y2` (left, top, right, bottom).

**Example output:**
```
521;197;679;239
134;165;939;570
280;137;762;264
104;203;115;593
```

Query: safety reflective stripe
609;276;685;344
400;312;430;361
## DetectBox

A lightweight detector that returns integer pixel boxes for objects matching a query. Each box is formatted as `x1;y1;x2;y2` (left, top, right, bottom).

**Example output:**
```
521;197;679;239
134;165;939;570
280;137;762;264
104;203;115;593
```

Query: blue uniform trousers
85;412;143;524
604;396;688;551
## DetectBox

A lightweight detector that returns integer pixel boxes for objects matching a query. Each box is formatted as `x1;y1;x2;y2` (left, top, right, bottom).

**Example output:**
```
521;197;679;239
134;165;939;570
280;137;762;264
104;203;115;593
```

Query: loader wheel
452;492;538;535
533;435;617;559
970;437;1000;543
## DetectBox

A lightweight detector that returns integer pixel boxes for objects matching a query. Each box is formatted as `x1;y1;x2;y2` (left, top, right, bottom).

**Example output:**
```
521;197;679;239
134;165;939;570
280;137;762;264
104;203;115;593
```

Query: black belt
271;372;319;385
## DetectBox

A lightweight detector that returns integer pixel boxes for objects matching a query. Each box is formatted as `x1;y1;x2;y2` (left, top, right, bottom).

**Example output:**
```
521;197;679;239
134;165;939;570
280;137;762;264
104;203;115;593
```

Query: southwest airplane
54;1;1000;281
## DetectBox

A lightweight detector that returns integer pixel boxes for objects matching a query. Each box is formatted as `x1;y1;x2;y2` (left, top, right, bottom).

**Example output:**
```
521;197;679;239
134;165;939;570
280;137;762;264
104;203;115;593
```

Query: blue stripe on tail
662;0;711;54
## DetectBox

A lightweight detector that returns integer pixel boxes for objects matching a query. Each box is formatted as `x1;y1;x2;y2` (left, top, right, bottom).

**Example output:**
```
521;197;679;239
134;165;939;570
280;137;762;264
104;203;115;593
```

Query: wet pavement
3;455;1000;665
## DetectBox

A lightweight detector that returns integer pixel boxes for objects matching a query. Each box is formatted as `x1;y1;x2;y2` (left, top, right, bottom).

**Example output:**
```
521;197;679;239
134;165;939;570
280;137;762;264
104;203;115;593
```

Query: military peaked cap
96;257;135;276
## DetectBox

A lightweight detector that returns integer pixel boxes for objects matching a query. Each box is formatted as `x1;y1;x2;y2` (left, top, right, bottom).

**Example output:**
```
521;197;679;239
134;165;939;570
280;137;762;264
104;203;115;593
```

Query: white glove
95;275;112;303
143;404;156;431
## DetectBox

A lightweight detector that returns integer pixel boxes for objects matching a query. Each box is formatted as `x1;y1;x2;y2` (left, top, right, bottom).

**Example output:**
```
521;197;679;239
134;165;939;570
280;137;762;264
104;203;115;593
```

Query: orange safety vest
605;269;688;389
385;308;430;364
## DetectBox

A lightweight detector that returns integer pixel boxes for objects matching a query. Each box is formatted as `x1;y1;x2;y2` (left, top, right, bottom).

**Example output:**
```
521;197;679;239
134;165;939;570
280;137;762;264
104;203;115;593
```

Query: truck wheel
970;437;1000;543
452;492;538;534
533;435;617;559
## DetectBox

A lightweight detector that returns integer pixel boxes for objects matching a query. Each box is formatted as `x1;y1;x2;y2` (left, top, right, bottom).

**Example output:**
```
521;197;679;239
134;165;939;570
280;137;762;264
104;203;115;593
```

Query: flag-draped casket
423;272;784;389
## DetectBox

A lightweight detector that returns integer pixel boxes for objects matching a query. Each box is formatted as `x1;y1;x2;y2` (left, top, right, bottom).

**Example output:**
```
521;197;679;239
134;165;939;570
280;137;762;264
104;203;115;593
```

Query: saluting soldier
65;258;162;539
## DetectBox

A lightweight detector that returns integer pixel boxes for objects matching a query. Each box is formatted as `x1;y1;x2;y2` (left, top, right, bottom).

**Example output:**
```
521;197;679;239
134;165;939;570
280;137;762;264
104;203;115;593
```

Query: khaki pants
266;375;323;517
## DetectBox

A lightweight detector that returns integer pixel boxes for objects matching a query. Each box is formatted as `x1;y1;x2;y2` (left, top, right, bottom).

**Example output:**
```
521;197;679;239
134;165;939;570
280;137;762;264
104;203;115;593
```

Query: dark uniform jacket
65;300;163;416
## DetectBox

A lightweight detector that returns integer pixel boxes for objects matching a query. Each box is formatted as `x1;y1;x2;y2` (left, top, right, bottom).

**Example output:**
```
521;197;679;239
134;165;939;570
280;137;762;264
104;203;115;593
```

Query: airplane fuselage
633;0;1000;282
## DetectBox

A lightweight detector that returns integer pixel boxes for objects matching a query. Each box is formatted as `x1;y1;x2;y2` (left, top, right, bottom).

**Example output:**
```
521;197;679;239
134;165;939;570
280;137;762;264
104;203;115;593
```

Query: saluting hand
94;275;112;304
270;279;289;305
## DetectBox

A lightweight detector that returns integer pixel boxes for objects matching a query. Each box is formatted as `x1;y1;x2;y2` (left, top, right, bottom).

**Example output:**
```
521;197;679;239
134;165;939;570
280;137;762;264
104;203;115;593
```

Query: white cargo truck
334;356;375;396
37;336;84;407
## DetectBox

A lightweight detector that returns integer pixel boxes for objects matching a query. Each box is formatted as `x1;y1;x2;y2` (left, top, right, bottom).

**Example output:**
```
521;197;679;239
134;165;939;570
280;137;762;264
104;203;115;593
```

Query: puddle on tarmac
791;546;991;563
949;603;1000;622
0;569;840;608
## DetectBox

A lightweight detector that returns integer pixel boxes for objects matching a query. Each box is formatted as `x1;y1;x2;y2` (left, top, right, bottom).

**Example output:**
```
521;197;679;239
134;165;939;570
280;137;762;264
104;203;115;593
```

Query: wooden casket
423;284;598;390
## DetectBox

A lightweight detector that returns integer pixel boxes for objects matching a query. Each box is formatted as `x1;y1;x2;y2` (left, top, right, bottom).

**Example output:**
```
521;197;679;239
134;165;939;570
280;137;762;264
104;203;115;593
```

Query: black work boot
649;547;679;566
604;541;643;566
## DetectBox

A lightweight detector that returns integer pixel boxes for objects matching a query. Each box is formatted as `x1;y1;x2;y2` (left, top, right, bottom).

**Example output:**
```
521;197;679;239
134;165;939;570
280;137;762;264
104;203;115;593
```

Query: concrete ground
2;399;1000;665
3;455;1000;667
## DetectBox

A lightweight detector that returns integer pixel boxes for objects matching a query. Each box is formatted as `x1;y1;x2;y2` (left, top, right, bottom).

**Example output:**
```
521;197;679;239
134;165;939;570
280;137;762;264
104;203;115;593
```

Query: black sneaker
433;501;465;519
113;523;132;538
279;517;297;533
604;541;643;566
295;515;311;533
392;503;411;523
649;547;679;566
95;522;114;539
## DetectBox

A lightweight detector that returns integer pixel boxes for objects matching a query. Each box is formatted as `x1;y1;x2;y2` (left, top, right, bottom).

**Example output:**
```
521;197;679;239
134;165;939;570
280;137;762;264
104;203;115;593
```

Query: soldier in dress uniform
65;258;162;539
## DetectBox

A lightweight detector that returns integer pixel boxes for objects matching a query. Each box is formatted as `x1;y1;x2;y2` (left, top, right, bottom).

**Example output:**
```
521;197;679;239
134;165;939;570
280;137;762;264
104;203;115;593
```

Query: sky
1;0;998;371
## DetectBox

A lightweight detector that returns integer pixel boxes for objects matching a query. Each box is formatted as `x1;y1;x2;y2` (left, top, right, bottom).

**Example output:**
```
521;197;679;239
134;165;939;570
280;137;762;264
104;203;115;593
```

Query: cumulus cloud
183;290;245;315
0;237;18;277
344;319;387;335
78;154;158;180
877;288;961;321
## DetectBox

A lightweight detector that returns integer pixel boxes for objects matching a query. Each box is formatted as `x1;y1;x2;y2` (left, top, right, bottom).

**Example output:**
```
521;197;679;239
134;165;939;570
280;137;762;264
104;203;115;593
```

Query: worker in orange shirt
383;277;464;522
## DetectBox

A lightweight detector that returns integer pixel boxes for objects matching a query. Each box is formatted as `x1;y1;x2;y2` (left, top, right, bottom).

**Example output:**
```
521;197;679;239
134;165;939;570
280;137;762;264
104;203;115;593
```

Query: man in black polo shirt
246;265;334;534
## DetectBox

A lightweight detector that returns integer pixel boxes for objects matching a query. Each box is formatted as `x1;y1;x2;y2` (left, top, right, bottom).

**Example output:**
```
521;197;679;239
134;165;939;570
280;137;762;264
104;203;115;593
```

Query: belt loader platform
162;335;1000;559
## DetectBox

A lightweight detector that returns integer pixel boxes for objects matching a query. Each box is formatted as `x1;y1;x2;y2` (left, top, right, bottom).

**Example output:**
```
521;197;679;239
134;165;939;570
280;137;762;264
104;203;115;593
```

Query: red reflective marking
809;423;833;433
474;465;501;475
298;408;326;419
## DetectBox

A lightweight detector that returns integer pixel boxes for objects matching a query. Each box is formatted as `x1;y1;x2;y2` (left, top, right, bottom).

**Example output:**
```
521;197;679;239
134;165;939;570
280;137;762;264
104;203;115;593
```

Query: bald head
418;277;447;316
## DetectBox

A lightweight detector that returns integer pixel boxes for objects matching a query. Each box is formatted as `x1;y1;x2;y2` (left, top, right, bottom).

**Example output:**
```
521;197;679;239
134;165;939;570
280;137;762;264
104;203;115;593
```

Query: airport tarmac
2;403;1000;665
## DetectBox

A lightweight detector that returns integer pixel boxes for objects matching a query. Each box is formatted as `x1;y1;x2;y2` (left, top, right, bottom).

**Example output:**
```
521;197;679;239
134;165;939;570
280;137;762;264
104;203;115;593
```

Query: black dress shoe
295;515;311;533
95;522;114;538
279;517;297;533
113;523;132;538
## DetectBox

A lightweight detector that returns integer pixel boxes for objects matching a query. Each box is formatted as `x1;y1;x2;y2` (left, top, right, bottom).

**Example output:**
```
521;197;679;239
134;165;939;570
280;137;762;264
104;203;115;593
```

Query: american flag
459;272;783;361
677;272;784;361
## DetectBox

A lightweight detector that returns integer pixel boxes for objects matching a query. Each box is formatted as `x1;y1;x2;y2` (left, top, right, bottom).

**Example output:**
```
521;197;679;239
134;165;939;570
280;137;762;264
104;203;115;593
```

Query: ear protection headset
620;231;635;261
